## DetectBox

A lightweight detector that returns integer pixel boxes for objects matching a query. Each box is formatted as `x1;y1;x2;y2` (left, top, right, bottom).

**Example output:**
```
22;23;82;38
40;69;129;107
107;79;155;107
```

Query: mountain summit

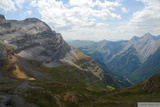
0;15;73;67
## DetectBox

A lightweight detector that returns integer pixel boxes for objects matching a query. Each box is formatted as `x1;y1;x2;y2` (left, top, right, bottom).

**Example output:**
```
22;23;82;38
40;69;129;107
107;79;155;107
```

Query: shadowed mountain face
69;33;160;84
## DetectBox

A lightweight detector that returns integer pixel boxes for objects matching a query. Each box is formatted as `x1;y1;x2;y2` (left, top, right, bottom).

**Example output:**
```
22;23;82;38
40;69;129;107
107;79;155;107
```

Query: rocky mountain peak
130;36;139;43
0;14;5;20
98;40;108;48
0;15;73;67
0;15;106;81
24;18;41;22
141;33;153;40
130;33;153;43
124;33;160;62
143;32;152;37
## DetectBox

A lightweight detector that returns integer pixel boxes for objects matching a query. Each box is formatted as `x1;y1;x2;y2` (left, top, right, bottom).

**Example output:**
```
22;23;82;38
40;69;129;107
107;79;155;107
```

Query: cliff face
0;14;107;83
0;15;73;67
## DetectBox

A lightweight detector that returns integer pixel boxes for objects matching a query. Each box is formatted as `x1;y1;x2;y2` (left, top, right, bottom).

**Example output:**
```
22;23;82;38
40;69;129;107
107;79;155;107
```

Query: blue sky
0;0;160;41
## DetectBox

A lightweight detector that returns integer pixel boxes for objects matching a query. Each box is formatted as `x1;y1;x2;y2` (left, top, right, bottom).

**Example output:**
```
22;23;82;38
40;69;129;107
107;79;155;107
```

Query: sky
0;0;160;41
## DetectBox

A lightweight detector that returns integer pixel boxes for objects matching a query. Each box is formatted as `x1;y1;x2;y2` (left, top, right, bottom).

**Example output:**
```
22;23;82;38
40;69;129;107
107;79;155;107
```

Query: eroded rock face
0;15;106;81
0;16;73;67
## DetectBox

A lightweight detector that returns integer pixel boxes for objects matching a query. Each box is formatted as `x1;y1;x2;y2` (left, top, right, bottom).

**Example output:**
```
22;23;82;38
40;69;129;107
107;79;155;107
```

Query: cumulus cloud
0;0;16;11
15;0;26;8
1;0;159;41
69;0;93;7
61;25;123;41
121;7;128;13
30;0;121;29
24;10;32;15
119;0;160;37
95;0;121;10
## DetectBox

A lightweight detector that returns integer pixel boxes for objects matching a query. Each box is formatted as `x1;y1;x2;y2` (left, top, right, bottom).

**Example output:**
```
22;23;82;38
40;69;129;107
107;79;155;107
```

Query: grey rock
0;95;39;107
0;15;106;82
0;15;73;67
0;14;5;20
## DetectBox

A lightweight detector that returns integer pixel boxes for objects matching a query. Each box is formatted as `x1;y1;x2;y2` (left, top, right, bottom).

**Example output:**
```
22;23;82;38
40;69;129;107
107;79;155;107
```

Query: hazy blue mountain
129;48;160;83
68;40;95;48
68;33;160;84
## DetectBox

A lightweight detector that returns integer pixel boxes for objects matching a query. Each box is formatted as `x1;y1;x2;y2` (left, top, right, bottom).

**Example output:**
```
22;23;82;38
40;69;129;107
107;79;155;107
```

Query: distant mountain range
68;33;160;84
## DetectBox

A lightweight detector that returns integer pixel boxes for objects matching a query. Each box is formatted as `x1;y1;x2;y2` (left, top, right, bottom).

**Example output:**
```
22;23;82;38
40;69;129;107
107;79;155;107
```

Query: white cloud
30;0;121;29
119;0;160;37
69;0;93;8
61;25;126;41
15;0;26;8
0;0;16;11
121;7;128;13
24;10;32;15
2;0;159;41
95;0;121;10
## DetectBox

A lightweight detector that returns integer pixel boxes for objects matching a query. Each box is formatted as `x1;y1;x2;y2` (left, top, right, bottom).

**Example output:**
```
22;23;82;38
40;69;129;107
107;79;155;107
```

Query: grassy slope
0;57;107;107
23;60;107;91
1;72;160;107
94;73;160;107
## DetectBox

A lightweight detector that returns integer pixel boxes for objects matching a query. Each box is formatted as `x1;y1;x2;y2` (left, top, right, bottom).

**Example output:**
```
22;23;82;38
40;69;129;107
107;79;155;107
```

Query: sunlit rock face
0;14;74;67
0;14;106;82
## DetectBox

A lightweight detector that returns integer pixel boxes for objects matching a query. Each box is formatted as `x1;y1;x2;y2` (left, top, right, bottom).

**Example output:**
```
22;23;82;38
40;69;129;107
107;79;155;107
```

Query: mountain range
0;14;132;106
68;33;160;84
0;14;132;88
0;14;160;107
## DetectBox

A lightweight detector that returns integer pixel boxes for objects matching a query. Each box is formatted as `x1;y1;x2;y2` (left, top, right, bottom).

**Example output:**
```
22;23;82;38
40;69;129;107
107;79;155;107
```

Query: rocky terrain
0;14;72;67
0;14;98;78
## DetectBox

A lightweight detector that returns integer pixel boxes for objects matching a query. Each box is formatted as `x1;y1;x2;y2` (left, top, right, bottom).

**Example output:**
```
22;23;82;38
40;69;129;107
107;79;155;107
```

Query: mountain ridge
68;33;160;84
0;14;131;88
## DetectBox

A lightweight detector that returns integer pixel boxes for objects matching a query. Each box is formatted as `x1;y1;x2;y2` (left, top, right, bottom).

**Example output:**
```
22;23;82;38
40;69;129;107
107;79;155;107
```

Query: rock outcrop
0;14;5;20
0;16;72;67
0;14;105;81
